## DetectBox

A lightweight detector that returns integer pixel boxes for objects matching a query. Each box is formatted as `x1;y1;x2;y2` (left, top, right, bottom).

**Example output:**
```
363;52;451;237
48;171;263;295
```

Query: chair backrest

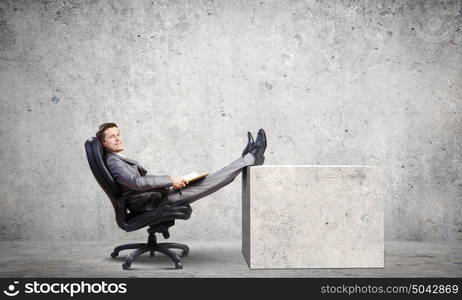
84;137;121;212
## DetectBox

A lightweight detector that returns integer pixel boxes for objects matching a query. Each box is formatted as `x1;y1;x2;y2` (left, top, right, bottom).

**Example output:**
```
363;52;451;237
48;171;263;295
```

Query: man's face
102;127;124;153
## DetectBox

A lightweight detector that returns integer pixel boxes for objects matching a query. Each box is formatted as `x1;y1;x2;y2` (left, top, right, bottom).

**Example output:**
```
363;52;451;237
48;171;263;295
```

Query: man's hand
170;176;189;189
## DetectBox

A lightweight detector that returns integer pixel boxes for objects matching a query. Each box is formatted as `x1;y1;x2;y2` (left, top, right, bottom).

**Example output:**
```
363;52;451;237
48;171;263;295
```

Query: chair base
110;226;189;270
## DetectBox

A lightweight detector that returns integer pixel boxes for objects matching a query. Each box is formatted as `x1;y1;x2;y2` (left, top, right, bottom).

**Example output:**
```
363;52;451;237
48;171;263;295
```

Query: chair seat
125;205;193;227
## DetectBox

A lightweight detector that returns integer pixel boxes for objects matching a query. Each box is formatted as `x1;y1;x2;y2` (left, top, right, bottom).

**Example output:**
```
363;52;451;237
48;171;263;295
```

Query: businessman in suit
97;123;267;213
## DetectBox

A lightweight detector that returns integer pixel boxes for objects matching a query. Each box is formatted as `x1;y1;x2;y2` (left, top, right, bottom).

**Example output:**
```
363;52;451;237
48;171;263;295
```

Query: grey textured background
0;0;461;242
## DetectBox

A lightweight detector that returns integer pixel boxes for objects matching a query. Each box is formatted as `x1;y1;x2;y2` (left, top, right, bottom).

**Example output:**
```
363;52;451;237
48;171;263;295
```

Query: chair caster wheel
122;262;131;270
111;252;118;259
175;262;183;269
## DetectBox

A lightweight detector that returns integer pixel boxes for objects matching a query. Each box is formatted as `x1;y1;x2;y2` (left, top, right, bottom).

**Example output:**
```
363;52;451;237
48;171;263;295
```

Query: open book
182;172;208;183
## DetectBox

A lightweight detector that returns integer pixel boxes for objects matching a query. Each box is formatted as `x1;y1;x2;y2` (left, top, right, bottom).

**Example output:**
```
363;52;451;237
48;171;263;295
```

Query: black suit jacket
104;152;173;213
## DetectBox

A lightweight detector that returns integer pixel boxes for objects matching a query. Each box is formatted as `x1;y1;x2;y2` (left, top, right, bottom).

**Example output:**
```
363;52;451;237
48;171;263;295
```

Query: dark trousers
166;153;255;206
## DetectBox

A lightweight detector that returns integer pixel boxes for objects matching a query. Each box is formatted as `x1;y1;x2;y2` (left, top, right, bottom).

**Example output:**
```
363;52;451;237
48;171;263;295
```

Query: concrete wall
0;0;461;242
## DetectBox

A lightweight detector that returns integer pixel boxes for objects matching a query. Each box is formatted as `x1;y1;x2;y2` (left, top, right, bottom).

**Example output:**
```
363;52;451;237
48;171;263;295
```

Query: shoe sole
241;132;254;157
255;130;267;165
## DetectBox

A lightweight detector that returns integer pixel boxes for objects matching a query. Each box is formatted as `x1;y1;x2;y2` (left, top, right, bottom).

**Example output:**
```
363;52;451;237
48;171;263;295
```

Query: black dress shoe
241;131;254;157
250;129;267;165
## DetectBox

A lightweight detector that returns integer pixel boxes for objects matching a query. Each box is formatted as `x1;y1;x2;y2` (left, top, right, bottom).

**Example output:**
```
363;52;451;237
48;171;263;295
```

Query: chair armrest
115;194;129;228
117;188;171;219
150;188;170;219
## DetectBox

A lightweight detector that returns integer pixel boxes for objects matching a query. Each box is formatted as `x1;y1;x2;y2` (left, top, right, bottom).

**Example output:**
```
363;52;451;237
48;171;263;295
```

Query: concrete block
242;165;384;269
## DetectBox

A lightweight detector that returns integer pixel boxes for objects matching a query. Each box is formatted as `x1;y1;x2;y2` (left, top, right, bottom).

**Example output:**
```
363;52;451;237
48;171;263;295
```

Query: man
96;123;267;213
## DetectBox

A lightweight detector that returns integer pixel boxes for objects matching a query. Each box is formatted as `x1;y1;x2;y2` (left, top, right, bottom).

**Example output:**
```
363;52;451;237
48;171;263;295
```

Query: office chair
84;137;192;270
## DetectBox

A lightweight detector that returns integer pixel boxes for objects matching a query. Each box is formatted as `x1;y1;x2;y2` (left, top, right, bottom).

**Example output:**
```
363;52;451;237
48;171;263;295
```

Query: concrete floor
0;240;461;277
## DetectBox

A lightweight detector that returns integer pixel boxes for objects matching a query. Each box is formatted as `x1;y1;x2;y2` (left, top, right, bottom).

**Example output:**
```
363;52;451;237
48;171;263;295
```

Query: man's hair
96;122;118;144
